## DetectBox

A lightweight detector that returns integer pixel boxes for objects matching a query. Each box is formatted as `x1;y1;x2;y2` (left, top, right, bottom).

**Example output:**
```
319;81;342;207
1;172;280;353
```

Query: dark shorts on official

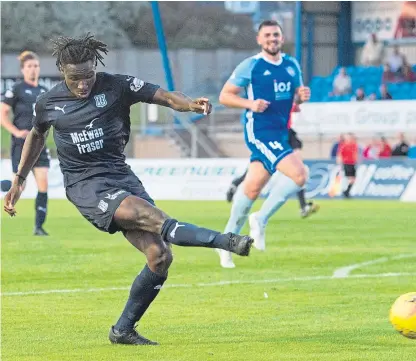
65;170;155;234
343;164;356;177
11;141;50;174
288;128;303;150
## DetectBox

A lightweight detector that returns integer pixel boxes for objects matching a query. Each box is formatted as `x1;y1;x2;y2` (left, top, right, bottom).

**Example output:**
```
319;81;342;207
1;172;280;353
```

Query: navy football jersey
32;72;159;187
1;81;48;142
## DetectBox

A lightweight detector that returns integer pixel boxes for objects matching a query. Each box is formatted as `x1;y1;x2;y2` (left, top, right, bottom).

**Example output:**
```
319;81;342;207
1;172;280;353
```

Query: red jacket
379;143;392;158
338;142;359;165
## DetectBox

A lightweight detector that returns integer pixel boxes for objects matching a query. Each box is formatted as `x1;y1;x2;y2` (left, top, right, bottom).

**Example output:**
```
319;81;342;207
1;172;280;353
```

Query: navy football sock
35;192;48;228
345;183;353;196
297;188;307;209
115;264;166;331
161;219;231;250
232;171;247;188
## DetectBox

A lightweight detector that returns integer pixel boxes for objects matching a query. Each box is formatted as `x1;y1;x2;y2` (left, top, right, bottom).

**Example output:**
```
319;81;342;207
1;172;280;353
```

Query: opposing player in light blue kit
217;20;311;268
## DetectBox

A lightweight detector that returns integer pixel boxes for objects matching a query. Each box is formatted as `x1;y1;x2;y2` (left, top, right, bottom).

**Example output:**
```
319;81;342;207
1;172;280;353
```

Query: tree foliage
1;1;257;52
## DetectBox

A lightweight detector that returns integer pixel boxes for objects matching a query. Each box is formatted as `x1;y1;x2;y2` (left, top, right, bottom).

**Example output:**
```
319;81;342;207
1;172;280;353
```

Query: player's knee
293;167;308;187
244;182;262;200
117;197;168;233
37;182;48;193
146;244;173;273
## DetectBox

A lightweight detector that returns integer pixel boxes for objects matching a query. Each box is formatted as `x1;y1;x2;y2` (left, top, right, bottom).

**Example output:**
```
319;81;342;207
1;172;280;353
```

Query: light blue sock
257;173;301;227
224;186;254;234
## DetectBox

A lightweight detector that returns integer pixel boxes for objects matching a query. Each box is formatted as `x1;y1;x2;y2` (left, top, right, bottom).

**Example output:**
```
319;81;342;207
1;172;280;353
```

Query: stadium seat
408;146;416;159
309;65;416;102
365;84;378;95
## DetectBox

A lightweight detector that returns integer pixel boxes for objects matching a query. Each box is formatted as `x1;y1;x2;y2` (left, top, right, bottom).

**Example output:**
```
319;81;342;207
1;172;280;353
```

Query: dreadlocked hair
50;33;108;70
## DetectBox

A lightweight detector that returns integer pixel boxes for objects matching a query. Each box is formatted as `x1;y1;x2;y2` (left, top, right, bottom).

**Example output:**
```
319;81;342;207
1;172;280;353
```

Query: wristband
16;173;26;182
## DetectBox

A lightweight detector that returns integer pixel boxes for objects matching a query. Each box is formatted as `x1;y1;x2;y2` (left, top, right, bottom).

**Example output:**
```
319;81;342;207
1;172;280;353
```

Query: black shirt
32;73;160;187
380;92;393;100
1;81;48;144
392;142;409;156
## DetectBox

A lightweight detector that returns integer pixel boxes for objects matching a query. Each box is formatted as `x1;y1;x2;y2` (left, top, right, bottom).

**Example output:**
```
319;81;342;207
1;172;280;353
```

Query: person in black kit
392;132;409;156
4;34;253;346
1;51;50;236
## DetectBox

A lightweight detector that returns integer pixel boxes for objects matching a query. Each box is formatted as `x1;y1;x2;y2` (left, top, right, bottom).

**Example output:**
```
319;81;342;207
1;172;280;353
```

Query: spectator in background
379;136;392;158
401;63;416;82
331;67;352;96
388;45;406;73
337;133;359;198
368;93;377;100
363;137;381;159
379;84;393;100
331;134;345;159
360;33;384;66
382;64;398;83
392;132;409;156
351;87;365;101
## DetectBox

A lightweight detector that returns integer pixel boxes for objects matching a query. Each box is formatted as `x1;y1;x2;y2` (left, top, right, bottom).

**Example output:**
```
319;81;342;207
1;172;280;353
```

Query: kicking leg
113;196;253;256
110;230;172;345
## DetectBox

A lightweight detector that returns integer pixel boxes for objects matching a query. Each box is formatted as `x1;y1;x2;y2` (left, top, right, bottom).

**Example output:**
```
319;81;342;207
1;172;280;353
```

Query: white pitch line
332;253;416;278
2;272;416;297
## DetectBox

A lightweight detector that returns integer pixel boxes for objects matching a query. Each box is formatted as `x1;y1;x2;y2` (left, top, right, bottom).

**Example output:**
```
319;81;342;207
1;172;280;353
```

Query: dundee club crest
94;94;107;108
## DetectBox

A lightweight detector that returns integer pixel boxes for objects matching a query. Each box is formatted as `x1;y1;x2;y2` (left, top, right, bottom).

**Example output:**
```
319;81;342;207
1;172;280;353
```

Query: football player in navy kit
1;51;50;236
4;34;253;345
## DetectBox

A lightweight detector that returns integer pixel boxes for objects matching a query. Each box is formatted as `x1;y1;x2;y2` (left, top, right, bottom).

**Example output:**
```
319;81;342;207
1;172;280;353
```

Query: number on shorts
268;141;284;150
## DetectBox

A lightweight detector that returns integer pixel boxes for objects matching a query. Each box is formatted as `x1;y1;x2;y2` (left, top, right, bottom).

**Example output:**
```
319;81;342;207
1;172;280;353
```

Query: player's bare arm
152;88;212;114
3;127;47;216
219;82;270;113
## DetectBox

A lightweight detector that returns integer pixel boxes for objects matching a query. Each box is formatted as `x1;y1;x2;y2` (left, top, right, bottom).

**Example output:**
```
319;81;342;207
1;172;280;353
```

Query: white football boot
216;249;236;268
249;212;266;251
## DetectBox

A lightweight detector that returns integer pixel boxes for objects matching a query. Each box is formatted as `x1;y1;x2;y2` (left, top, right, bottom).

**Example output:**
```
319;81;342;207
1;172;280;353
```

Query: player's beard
263;43;282;56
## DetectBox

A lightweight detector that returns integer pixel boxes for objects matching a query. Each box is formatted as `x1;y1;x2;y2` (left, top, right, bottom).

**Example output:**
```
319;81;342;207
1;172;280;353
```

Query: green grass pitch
2;199;415;361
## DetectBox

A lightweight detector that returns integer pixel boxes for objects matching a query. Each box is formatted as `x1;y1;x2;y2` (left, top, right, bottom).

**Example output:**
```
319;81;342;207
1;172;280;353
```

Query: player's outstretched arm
152;88;212;115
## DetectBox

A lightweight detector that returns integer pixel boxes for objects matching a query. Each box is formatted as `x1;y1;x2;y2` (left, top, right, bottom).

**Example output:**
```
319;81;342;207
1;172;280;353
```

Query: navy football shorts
65;170;155;234
11;141;50;173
